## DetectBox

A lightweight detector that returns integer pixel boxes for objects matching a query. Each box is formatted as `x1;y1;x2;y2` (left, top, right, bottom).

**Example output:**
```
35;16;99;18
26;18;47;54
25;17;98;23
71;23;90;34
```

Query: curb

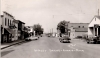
1;40;26;50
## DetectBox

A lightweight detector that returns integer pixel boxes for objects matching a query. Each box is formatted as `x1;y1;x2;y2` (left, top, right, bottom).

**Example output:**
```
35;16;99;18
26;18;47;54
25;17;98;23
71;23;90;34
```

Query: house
88;15;100;37
68;23;89;39
1;11;16;43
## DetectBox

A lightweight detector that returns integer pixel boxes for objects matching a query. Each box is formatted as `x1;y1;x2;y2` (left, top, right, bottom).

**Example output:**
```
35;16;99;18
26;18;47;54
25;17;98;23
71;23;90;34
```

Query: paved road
1;36;100;58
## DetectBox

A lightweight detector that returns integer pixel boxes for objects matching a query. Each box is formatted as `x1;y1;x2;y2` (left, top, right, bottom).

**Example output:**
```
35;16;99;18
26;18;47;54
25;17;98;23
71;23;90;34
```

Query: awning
5;28;15;34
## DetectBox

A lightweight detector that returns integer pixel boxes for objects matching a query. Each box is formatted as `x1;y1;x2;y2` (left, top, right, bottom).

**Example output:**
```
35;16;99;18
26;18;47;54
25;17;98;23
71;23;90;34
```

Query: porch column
34;31;35;36
94;27;95;36
97;28;98;36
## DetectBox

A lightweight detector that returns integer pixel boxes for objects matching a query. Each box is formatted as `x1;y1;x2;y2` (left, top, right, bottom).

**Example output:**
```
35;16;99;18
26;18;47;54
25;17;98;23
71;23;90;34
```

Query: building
12;19;19;41
24;26;29;38
17;20;25;40
1;11;16;43
68;23;89;39
68;23;89;28
0;15;3;43
26;26;33;36
88;15;100;37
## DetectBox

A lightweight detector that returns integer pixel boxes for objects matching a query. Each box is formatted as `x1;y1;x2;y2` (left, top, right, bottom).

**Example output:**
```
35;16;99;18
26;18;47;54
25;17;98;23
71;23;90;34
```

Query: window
5;18;6;26
78;26;80;28
8;19;9;26
83;26;84;28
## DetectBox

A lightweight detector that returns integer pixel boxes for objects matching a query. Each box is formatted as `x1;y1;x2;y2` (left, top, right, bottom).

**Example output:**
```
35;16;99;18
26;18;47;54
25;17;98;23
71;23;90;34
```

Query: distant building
68;23;89;39
26;26;33;36
24;26;29;38
88;15;100;37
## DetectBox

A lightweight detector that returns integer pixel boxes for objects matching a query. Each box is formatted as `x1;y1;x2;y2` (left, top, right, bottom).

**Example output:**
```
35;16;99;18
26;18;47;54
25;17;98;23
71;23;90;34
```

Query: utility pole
52;28;53;33
98;9;99;16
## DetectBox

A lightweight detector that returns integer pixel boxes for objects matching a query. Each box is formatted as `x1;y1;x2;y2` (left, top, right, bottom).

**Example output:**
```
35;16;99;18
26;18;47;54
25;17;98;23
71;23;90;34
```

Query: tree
57;20;70;35
33;24;44;35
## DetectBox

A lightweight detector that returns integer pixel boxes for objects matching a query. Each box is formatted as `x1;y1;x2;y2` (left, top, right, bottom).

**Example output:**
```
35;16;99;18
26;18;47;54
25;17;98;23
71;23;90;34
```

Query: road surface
1;36;100;58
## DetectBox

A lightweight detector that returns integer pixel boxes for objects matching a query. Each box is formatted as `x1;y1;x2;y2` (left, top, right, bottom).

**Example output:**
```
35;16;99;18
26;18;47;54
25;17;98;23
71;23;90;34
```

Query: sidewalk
1;40;26;50
1;36;39;50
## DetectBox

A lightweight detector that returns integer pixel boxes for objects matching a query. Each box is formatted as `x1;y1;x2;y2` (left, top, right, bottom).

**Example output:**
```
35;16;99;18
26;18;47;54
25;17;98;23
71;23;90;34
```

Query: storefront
2;28;15;43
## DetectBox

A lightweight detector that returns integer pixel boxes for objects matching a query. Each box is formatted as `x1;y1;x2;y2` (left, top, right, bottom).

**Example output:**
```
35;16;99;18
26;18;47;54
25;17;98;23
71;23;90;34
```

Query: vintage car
25;36;39;41
59;35;71;43
87;35;100;44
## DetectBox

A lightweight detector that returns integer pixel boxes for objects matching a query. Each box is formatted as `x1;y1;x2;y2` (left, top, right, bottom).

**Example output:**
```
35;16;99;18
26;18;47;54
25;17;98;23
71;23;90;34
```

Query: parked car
87;35;100;44
47;34;51;37
59;35;71;43
25;36;39;41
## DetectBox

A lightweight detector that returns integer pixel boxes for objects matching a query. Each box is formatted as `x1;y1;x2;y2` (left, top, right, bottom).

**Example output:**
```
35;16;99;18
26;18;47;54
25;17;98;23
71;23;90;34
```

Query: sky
1;0;100;33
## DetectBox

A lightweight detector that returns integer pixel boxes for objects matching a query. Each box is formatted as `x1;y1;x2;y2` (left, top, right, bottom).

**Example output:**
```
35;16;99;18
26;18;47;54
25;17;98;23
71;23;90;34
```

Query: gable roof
89;15;100;25
3;11;14;18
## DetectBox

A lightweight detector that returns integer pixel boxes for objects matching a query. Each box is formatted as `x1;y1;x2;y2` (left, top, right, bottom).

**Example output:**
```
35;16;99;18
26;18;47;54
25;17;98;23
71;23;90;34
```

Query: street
1;36;100;58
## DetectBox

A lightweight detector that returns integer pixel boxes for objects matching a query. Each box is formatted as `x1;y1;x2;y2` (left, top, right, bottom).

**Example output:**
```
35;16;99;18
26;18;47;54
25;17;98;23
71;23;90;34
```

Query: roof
89;15;100;24
68;23;89;28
13;20;19;23
75;28;88;32
68;23;89;24
3;11;14;18
17;20;25;24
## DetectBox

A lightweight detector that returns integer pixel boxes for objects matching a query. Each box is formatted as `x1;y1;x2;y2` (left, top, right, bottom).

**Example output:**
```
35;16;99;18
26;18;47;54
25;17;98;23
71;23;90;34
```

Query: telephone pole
98;9;99;16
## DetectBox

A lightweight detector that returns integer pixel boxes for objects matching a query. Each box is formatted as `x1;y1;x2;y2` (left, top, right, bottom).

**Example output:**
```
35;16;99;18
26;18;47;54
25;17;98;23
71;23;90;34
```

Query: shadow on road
1;50;14;57
15;39;39;46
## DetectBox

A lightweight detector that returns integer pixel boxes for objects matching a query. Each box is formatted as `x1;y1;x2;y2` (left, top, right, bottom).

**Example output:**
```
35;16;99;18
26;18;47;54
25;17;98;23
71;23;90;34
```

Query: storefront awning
5;28;15;34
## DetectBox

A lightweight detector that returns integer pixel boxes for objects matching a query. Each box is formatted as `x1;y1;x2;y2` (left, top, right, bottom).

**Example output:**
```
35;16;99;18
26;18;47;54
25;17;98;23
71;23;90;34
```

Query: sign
94;24;99;28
